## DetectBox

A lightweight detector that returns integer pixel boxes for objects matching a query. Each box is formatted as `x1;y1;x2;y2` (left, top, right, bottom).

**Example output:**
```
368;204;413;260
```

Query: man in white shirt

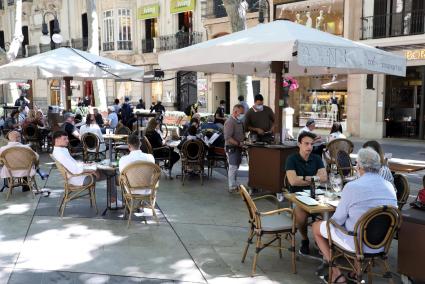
0;131;39;192
119;134;155;172
52;130;99;186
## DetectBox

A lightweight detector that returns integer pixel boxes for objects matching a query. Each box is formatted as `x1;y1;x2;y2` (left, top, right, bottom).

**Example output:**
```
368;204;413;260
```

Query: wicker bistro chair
336;150;357;184
239;185;296;276
207;146;228;178
119;161;161;227
113;126;131;159
323;139;354;173
50;155;97;217
326;206;401;284
81;133;107;162
0;147;39;200
180;139;206;185
393;173;410;210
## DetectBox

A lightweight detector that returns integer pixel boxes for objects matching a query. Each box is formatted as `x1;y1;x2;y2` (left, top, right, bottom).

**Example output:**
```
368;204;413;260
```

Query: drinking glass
332;175;343;194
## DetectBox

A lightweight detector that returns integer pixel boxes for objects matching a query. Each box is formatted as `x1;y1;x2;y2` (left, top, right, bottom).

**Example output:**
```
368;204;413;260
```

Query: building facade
0;0;206;113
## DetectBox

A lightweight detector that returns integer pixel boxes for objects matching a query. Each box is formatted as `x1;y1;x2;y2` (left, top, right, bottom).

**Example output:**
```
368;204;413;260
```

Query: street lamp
39;11;63;45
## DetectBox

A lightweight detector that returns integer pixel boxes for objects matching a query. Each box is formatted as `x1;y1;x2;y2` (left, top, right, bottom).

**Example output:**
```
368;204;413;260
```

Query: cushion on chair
130;188;152;195
261;213;293;231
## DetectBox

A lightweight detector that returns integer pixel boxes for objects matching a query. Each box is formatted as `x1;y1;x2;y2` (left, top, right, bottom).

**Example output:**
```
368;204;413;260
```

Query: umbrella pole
64;76;72;111
271;61;284;143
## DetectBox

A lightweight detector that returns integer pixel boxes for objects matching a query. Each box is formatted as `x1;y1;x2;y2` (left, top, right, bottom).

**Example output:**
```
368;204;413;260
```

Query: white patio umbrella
159;20;406;77
159;20;406;137
0;47;144;81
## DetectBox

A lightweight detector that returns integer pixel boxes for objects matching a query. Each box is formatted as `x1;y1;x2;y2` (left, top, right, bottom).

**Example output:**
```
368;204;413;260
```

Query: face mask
254;104;264;111
237;114;245;121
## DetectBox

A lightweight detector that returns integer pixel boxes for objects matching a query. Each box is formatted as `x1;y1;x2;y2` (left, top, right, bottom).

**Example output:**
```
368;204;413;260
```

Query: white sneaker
276;193;284;202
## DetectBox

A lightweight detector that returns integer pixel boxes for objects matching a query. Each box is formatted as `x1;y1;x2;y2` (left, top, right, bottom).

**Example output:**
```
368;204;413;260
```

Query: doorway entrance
177;71;197;112
212;81;230;114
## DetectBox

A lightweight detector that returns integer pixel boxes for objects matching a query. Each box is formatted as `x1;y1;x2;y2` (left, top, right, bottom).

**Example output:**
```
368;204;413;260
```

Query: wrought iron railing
142;38;154;53
361;10;425;40
103;42;114;51
26;45;38;57
117;40;132;50
205;0;259;19
159;31;203;51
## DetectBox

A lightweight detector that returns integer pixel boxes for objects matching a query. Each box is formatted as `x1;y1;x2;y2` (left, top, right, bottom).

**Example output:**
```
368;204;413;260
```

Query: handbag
410;188;425;210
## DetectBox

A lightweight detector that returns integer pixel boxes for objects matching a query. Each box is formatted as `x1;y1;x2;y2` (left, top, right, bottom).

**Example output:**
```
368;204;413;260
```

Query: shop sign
137;4;160;20
170;0;195;14
405;49;425;60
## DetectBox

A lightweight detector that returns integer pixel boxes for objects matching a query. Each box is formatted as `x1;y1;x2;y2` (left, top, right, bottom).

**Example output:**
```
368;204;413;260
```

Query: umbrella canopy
159;20;406;77
0;47;144;81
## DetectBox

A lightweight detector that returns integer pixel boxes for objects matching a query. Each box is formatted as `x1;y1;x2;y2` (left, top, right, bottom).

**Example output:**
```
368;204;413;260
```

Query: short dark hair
53;130;68;141
254;94;264;101
188;125;197;136
297;131;317;143
330;122;343;134
114;98;119;104
238;95;244;101
220;100;225;104
127;134;140;149
190;117;200;125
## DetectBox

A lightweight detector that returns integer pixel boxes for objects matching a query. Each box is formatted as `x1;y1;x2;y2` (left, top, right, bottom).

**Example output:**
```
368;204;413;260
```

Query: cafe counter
246;142;298;193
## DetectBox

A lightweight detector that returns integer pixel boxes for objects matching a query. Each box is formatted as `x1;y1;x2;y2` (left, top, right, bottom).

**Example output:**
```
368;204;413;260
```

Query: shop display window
275;0;345;36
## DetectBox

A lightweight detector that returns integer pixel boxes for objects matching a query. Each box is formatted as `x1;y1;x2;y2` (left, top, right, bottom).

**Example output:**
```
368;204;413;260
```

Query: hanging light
39;11;63;45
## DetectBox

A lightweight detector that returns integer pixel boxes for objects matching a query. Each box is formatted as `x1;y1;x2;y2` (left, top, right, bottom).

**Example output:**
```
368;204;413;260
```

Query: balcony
117;40;132;50
361;10;425;40
71;38;88;51
159;32;203;51
103;42;114;51
205;0;259;19
142;38;154;53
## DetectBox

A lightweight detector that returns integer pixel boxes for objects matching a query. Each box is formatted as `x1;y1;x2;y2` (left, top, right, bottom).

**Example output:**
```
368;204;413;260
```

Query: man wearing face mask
214;100;226;125
223;104;245;193
245;94;275;143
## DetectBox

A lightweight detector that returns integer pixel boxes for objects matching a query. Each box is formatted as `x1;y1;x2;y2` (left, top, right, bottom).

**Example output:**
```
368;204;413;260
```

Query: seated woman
328;122;346;142
362;140;394;185
145;118;180;174
312;148;397;283
79;113;106;153
22;110;44;129
178;125;208;152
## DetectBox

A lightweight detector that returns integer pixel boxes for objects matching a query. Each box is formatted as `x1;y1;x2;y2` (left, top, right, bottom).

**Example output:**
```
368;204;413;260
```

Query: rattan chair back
22;123;38;140
141;136;153;155
336;150;353;177
0;146;37;173
120;161;161;191
325;138;354;165
239;185;261;229
181;139;205;162
354;206;400;256
81;132;100;152
393;173;410;210
50;154;72;187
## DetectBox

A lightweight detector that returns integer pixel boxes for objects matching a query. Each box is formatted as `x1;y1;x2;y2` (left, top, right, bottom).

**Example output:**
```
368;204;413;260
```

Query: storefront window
385;66;424;138
291;75;347;128
152;81;163;103
275;0;345;36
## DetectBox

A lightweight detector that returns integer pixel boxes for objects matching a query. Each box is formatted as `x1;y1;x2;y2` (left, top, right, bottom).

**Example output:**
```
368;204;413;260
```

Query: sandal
321;274;347;284
346;272;362;283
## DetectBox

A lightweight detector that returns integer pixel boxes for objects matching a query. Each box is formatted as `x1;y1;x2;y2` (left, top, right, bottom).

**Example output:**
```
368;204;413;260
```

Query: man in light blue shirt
106;106;118;129
312;148;397;283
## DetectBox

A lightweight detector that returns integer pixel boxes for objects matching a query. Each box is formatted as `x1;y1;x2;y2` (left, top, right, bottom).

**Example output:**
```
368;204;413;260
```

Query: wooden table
284;193;336;219
103;134;128;161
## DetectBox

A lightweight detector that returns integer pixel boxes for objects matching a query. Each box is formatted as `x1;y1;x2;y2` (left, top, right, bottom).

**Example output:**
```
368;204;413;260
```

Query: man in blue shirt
285;131;327;255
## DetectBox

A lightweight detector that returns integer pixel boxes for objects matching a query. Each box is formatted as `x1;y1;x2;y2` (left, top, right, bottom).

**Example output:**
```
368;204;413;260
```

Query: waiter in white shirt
119;134;155;172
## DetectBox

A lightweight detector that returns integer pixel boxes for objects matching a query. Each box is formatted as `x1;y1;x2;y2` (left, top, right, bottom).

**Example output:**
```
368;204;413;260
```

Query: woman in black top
145;118;180;173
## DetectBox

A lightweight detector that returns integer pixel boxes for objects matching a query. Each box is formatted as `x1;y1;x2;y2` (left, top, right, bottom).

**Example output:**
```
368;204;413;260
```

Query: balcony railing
361;10;425;40
103;42;114;51
142;38;154;53
206;0;259;19
159;32;203;51
117;40;132;50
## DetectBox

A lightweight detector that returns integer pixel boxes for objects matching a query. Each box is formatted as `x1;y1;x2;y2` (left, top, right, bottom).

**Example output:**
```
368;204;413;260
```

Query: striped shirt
379;165;394;186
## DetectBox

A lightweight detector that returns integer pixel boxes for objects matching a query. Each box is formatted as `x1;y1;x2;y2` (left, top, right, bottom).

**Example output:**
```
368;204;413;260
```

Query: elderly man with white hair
312;147;397;283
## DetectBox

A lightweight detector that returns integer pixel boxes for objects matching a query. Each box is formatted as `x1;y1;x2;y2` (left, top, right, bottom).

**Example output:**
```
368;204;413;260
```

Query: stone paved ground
0;138;424;284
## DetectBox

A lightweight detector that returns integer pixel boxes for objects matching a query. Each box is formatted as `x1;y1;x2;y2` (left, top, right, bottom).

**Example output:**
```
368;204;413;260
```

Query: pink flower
282;76;299;91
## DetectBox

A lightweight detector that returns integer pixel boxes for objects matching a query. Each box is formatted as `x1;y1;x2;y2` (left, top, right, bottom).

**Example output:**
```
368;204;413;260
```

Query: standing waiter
244;94;275;143
223;104;245;193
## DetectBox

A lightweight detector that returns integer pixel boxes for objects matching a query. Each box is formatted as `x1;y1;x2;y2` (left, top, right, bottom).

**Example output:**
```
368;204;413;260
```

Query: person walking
223;104;245;193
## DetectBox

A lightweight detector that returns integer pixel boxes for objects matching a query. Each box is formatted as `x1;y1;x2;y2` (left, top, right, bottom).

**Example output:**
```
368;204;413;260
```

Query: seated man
52;130;102;187
61;112;80;140
119;134;155;172
297;118;324;156
285;131;327;255
0;131;39;192
312;148;397;283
